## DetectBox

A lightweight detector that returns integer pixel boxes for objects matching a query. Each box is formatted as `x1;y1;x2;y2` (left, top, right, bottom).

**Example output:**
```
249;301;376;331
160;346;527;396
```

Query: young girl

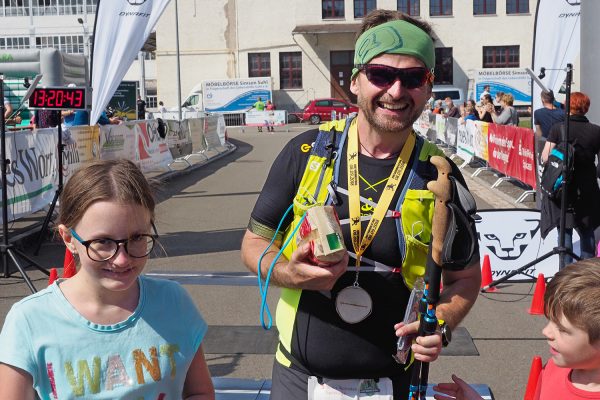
0;159;215;400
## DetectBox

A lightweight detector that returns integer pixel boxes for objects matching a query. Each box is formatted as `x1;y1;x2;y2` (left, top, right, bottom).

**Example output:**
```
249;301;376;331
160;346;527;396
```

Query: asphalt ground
0;123;546;400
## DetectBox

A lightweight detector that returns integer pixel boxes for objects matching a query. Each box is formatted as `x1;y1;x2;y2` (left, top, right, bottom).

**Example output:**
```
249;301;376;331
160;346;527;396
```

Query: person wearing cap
240;9;481;399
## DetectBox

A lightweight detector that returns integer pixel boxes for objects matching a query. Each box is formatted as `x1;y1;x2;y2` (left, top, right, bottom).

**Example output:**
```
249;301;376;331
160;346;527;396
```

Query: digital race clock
28;87;86;110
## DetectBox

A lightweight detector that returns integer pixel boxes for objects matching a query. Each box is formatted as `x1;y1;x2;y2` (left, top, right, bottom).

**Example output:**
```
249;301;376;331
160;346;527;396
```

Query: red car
301;98;358;124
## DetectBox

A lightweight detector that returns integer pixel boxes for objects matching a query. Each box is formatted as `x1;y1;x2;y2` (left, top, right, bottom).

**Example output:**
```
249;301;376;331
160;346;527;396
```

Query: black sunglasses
356;64;432;89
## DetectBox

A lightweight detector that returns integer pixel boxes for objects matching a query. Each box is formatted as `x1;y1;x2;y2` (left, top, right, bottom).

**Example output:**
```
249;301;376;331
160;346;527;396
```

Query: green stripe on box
326;233;342;251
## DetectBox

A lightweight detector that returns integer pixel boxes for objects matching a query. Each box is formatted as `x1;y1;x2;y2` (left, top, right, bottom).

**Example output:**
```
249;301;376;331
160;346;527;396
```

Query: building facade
156;0;537;111
0;0;157;108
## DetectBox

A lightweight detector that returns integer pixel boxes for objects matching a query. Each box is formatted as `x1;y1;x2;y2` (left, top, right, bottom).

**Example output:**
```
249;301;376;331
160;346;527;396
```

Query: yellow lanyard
347;119;416;276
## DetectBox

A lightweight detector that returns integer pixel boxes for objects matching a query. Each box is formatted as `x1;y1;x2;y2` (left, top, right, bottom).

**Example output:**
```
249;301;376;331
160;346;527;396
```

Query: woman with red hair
541;91;600;261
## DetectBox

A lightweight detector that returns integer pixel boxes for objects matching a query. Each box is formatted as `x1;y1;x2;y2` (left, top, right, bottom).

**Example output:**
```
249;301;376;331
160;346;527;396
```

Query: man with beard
240;9;481;400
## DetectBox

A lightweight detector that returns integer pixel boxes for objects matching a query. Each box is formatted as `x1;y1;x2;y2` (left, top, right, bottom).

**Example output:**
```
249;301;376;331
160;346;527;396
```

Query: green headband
352;19;435;80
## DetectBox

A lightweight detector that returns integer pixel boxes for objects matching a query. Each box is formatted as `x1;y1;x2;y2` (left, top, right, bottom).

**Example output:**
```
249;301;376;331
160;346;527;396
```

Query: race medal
335;285;373;324
340;120;415;324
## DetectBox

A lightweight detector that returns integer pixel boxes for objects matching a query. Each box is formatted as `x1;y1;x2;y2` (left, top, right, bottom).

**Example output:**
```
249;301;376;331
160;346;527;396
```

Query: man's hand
394;320;443;363
241;230;348;291
282;242;348;290
433;375;484;400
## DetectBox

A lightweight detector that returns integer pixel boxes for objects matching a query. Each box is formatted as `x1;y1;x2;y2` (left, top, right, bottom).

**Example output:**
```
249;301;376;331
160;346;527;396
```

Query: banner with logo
477;209;572;280
487;125;537;188
473;121;489;161
63;125;101;182
435;114;447;145
136;120;172;172
165;119;193;159
445;117;458;148
90;0;171;125
245;110;287;127
456;120;475;164
2;129;57;223
99;124;137;161
532;0;580;119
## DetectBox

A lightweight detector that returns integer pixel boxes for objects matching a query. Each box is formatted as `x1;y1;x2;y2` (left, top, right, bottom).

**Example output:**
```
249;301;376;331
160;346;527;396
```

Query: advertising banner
165;119;193;159
435;114;447;145
91;0;171;125
99;124;137;161
2;129;57;223
245;110;286;127
532;0;580;118
136;120;172;173
62;125;100;184
107;80;138;121
477;209;572;280
202;78;272;112
487;125;537;188
473;121;489;161
445;117;458;148
456;120;475;164
474;68;532;106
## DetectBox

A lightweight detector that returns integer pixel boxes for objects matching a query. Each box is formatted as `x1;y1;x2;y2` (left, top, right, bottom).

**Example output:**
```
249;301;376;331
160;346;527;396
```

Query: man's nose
386;79;404;98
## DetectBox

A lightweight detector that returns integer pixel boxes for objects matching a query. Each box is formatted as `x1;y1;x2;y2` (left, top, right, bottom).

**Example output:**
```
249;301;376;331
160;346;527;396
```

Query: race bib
308;376;393;399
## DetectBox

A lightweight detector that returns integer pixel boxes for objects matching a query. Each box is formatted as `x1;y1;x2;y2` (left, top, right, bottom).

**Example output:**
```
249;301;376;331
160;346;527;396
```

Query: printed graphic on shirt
45;343;180;398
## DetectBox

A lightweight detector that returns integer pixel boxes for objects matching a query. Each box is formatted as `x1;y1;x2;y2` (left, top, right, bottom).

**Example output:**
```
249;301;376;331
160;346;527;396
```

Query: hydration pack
540;141;574;201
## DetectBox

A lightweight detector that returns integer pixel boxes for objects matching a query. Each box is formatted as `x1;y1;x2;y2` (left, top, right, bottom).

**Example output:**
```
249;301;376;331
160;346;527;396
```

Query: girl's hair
545;258;600;343
570;91;591;115
58;159;155;229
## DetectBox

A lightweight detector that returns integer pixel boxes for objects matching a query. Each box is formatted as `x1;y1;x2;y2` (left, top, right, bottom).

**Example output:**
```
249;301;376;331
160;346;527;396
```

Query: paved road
0;124;547;400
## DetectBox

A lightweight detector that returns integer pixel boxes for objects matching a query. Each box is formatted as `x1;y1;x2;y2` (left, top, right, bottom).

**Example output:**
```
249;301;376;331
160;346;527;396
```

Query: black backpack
540;140;575;201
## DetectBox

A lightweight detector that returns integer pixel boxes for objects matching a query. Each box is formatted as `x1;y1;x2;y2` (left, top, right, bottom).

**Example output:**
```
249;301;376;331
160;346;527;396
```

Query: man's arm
241;229;347;291
535;124;543;137
436;259;481;330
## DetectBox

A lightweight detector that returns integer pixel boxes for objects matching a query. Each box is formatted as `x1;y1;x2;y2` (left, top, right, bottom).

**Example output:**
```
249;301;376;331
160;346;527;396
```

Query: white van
432;86;466;107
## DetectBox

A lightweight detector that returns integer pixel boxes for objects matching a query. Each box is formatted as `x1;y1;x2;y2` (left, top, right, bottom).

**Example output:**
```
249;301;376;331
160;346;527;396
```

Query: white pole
138;51;146;100
174;0;182;121
581;1;599;123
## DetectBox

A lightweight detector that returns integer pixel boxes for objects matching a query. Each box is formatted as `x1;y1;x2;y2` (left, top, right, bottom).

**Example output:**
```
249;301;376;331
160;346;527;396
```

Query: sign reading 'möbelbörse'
474;68;532;106
202;78;272;112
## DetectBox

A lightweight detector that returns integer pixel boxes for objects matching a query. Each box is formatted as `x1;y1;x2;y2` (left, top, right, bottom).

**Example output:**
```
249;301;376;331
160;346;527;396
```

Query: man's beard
356;93;423;135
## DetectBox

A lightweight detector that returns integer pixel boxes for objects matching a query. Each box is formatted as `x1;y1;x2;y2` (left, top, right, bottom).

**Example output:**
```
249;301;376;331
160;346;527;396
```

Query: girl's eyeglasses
69;228;158;262
356;64;432;90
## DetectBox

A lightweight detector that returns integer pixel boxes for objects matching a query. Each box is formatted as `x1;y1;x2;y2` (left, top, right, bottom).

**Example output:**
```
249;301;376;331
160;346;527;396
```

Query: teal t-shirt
0;276;207;400
253;100;265;111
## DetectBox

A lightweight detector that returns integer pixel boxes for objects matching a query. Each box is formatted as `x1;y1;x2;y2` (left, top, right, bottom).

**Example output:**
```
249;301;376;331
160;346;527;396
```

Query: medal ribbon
347;119;415;284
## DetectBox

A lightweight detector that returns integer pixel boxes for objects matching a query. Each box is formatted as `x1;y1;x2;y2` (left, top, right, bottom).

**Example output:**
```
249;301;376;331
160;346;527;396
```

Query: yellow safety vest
275;116;445;368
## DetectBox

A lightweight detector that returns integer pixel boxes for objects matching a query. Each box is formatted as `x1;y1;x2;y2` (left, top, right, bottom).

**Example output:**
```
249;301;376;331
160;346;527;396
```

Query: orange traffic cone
48;268;58;286
63;249;77;278
480;254;497;292
528;274;546;315
523;355;543;400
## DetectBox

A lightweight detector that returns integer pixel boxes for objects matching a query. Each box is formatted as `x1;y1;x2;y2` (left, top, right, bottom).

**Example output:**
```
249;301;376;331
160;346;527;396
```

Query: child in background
0;159;214;400
433;258;600;400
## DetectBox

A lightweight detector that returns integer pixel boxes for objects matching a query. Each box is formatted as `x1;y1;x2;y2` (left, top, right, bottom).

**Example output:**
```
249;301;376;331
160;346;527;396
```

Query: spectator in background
265;100;276;133
444;97;460;118
479;85;490;104
463;103;478;122
251;97;266;132
467;100;479;121
158;101;167;114
137;95;146;120
491;93;519;126
534;90;565;138
432;99;443;114
541;92;600;262
477;94;494;123
33;110;61;129
3;98;13;120
427;93;436;110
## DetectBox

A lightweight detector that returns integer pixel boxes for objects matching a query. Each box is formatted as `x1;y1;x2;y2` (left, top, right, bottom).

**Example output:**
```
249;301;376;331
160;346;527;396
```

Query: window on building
36;35;84;54
146;95;157;109
1;0;97;17
483;45;519;67
354;0;375;18
322;0;344;19
397;0;420;16
430;0;452;16
0;36;31;50
473;0;495;15
280;52;302;89
248;53;271;77
506;0;528;14
434;47;453;85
